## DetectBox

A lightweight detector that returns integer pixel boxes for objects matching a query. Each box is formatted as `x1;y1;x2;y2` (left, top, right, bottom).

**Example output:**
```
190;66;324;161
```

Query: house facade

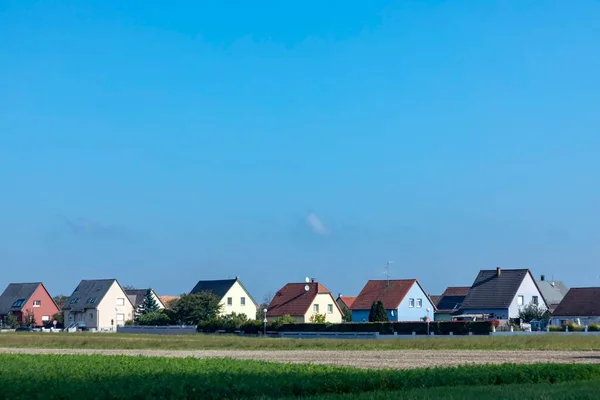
551;287;600;326
63;279;134;332
190;277;257;319
267;280;342;323
0;283;59;327
458;268;547;320
351;280;436;322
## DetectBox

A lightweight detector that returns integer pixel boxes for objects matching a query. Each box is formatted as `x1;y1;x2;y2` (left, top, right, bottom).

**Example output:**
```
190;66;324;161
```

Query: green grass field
1;354;600;399
2;332;600;350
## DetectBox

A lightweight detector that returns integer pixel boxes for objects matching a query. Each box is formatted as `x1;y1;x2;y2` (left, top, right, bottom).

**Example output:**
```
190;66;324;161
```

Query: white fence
117;325;197;335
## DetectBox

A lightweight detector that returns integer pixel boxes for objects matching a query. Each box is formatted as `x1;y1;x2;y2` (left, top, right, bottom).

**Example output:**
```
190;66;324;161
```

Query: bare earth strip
2;347;600;369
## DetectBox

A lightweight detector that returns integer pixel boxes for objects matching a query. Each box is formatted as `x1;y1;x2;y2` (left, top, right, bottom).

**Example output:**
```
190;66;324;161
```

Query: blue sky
1;1;600;300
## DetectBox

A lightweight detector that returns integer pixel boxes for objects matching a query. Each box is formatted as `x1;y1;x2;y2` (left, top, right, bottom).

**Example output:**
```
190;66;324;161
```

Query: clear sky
1;1;599;301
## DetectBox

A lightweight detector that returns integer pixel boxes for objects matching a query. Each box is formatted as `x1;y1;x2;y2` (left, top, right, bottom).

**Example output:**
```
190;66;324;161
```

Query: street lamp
426;308;431;335
263;309;268;336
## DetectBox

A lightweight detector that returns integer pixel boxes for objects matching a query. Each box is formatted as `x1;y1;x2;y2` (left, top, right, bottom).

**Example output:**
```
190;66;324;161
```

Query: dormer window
12;299;26;308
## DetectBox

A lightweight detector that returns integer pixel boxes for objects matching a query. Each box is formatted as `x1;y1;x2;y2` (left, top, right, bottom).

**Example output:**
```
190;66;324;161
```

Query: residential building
125;289;165;318
267;279;342;323
458;267;547;320
158;295;179;309
551;288;600;326
434;286;470;321
351;279;436;322
536;275;569;313
430;295;442;307
336;294;356;310
0;283;59;327
190;277;257;319
63;279;134;332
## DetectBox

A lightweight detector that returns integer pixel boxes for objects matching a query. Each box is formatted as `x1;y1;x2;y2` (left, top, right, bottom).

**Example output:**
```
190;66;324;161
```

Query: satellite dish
304;285;310;292
305;277;310;283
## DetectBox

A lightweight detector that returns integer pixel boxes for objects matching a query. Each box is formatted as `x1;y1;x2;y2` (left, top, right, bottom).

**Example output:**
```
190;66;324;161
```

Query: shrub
138;312;171;326
588;324;600;332
309;313;326;323
270;315;296;330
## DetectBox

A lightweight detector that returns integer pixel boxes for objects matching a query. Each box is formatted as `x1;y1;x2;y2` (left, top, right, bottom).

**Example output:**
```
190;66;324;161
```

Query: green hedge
198;321;492;335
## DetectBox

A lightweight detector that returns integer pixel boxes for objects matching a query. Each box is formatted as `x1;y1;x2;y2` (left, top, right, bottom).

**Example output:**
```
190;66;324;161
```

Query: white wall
221;281;257;319
508;272;546;319
97;281;134;330
304;293;342;323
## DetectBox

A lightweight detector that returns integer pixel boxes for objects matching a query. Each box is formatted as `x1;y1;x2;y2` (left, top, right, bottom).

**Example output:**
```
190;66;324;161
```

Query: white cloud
306;211;328;235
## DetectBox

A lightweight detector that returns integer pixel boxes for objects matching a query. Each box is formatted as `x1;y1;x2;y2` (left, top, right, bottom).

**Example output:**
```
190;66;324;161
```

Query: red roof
267;282;335;317
352;279;426;310
337;296;356;308
553;287;600;316
441;286;470;296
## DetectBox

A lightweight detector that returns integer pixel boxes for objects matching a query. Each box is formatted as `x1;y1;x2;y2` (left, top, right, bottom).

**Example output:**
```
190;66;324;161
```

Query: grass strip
2;332;600;350
1;354;600;399
293;380;600;399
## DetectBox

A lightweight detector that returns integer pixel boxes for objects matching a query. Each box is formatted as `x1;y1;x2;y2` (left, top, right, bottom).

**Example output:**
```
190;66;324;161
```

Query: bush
270;315;296;330
564;322;585;332
138;312;171;326
588;324;600;332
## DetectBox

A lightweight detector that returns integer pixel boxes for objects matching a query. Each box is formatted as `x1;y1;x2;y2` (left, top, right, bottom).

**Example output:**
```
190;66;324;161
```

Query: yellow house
190;277;258;319
266;279;343;323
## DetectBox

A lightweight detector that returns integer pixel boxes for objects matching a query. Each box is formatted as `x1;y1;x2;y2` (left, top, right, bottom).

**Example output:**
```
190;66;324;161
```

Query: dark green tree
138;311;171;326
369;300;389;322
140;289;160;315
339;304;352;322
171;291;223;325
4;312;18;328
518;303;549;323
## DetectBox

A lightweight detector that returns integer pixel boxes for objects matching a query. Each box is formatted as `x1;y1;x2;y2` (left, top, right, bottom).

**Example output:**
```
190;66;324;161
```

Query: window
12;299;26;308
116;313;124;321
241;297;246;306
86;297;97;304
532;296;538;305
89;313;94;320
33;300;41;307
327;304;333;314
517;295;524;306
69;298;80;304
41;315;50;322
416;299;423;308
116;298;125;306
227;297;232;306
408;298;415;308
68;315;73;321
313;304;319;313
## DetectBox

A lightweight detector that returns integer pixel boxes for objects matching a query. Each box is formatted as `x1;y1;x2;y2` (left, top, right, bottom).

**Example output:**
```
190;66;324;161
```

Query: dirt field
2;347;600;369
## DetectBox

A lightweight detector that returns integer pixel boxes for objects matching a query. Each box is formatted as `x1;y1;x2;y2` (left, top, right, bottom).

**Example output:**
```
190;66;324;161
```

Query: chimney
338;293;341;298
541;274;545;281
496;267;502;276
311;278;315;283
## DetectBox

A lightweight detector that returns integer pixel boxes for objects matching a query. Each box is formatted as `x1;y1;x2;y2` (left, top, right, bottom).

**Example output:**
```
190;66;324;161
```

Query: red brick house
0;283;60;327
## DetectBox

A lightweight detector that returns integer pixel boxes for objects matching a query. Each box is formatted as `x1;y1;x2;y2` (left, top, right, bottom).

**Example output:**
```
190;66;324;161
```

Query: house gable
303;292;342;323
221;280;258;318
267;281;334;318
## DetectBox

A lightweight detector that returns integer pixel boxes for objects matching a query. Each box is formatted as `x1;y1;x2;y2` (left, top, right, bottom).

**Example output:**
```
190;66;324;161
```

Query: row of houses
0;267;594;331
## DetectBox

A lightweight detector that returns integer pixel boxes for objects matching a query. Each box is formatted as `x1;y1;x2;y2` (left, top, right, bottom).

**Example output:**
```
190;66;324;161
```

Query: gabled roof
0;283;46;314
268;281;338;317
336;296;356;309
63;279;130;312
158;295;179;308
536;280;569;306
553;288;600;317
436;286;470;313
125;289;165;309
190;277;257;306
460;268;545;310
351;279;434;311
430;295;441;307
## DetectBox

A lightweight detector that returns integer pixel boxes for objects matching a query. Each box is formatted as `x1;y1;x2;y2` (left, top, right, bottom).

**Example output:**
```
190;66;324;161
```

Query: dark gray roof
0;283;41;314
460;269;536;310
190;279;238;298
63;279;123;312
125;289;164;308
536;280;569;307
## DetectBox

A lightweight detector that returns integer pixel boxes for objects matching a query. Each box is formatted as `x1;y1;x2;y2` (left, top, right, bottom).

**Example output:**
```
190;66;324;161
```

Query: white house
190;277;258;319
63;279;135;332
458;268;547;320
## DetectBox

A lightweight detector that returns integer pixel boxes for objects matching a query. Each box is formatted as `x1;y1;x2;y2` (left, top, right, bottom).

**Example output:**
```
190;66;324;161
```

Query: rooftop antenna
304;277;310;292
385;261;393;287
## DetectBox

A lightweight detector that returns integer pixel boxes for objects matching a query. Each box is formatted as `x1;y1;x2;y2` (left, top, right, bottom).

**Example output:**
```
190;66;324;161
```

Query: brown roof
159;295;179;308
351;279;434;310
430;295;441;307
337;296;356;308
441;286;470;296
267;282;336;317
553;288;600;317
